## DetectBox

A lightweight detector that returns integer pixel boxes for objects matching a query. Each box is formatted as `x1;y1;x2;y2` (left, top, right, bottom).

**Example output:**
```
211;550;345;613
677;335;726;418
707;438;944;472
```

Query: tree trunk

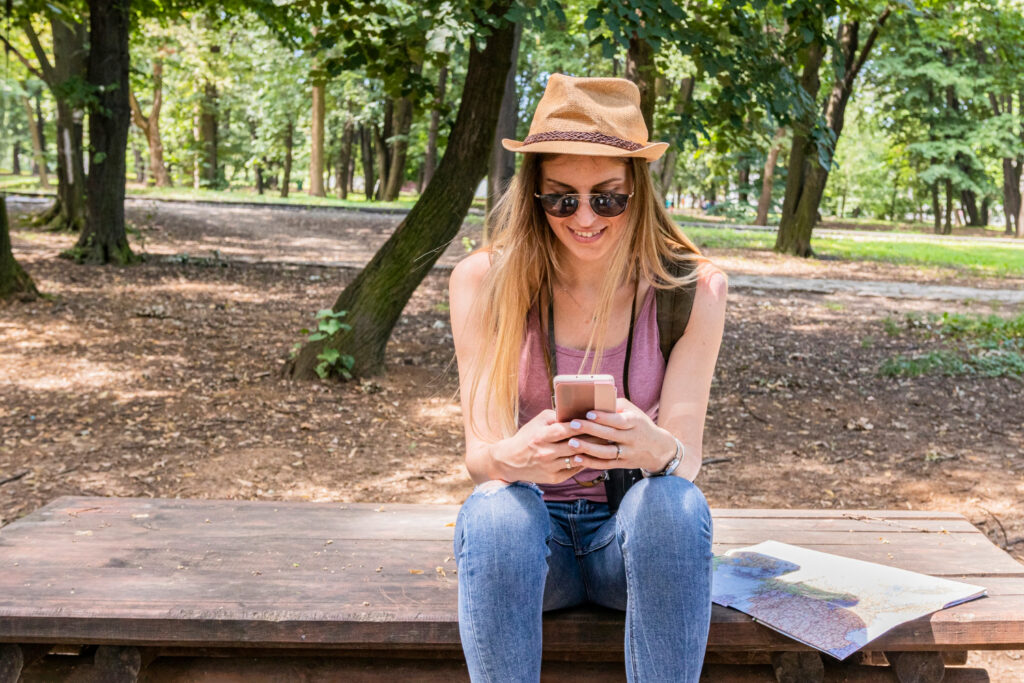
309;78;326;197
0;195;39;300
382;91;416;201
35;93;47;171
980;196;990;226
280;120;294;199
359;124;374;201
1002;158;1021;235
128;59;172;187
931;181;941;234
337;119;353;200
199;81;218;187
423;64;448;189
373;122;388;201
21;96;49;188
132;140;146;183
943;178;952;234
288;7;516;379
961;189;980;226
755;128;784;225
738;161;750;205
651;77;695;199
22;15;87;232
486;23;522;224
626;33;655;136
776;12;890;256
75;0;135;265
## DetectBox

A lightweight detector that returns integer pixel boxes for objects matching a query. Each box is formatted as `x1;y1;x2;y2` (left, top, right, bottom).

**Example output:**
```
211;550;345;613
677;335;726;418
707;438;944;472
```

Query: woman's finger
583;409;632;430
567;436;619;461
568;418;620;441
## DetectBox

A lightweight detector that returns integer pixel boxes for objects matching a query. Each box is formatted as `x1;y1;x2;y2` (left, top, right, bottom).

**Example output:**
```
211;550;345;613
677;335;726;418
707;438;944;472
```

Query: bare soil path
3;198;1022;678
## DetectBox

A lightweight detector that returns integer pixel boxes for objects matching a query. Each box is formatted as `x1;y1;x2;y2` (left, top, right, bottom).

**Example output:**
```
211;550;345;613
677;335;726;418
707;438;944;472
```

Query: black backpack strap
605;254;699;513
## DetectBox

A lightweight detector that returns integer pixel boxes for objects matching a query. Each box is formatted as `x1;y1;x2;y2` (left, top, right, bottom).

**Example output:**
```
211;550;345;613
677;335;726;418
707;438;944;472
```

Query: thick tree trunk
0;196;40;300
75;0;135;265
280;120;294;199
486;23;522;224
25;16;87;232
755;128;785;225
776;11;890;256
359;124;374;201
626;33;655;136
288;8;516;379
309;79;326;197
337;119;353;200
382;92;415;201
128;59;172;187
21;96;49;188
423;64;448;189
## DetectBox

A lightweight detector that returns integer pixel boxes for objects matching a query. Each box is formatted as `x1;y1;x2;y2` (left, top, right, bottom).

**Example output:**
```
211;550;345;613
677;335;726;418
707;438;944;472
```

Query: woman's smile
568;226;607;242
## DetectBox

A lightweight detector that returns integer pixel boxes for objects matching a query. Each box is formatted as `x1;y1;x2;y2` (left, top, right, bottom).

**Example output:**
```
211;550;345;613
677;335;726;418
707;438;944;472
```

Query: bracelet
641;437;683;477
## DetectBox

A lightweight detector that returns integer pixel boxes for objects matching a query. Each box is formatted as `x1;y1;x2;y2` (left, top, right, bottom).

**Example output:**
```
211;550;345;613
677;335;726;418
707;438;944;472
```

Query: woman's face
538;154;633;267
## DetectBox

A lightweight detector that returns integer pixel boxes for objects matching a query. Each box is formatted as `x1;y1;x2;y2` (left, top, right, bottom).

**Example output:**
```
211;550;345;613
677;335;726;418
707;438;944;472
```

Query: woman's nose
571;198;601;228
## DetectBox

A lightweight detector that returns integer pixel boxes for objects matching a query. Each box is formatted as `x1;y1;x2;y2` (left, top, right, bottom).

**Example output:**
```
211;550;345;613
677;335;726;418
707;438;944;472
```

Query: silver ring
564;457;572;469
615;444;622;460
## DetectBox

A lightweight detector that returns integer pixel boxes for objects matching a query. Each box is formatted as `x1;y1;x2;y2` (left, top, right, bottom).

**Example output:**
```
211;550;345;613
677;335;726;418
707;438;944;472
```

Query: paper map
711;540;987;659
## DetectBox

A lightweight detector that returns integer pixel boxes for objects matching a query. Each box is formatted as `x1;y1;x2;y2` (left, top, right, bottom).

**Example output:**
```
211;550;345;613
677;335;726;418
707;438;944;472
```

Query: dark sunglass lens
552;195;578;217
592;193;627;217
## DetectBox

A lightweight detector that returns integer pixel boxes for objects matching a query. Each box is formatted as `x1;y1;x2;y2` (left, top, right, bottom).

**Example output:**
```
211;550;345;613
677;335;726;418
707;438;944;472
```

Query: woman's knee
455;480;550;556
616;477;712;548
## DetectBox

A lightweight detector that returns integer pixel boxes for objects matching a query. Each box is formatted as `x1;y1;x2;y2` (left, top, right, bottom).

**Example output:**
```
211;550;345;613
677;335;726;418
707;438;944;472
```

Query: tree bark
75;0;135;265
0;195;40;300
486;23;522;224
129;59;172;187
23;16;87;232
960;189;980;226
931;181;941;234
756;128;785;225
21;96;49;188
423;64;448;189
738;161;750;205
359;124;374;200
776;10;891;256
382;92;415;201
280;120;294;198
626;33;655;136
288;7;517;379
337;119;353;200
198;80;218;187
309;78;326;197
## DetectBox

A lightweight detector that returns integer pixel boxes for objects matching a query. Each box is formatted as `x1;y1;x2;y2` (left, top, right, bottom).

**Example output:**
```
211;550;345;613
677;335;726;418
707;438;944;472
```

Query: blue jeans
453;476;713;682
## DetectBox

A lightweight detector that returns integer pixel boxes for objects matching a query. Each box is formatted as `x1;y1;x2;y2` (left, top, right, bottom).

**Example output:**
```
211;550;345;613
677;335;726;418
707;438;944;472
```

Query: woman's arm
449;252;585;485
657;266;728;480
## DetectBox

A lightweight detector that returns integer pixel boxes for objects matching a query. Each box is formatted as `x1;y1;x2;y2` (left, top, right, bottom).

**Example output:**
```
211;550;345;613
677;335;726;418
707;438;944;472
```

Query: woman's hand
491;409;588;485
565;398;677;473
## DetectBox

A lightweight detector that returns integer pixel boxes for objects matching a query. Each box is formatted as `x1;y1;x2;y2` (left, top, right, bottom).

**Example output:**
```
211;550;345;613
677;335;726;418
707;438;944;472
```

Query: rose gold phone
553;374;617;422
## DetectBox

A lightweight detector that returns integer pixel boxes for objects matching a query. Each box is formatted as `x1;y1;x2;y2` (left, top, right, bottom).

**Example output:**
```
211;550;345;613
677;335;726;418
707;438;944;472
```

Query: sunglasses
534;191;634;218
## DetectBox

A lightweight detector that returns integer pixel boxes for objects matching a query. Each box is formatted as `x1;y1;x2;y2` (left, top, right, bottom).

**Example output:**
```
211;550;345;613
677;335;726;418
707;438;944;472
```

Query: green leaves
298;308;355;380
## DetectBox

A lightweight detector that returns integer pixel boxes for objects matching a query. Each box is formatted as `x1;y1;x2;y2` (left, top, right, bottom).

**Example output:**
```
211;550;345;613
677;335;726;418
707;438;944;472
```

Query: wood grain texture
0;496;1022;653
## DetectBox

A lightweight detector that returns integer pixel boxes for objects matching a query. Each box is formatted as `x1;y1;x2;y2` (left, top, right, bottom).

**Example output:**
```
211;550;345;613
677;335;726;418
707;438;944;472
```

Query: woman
448;74;727;682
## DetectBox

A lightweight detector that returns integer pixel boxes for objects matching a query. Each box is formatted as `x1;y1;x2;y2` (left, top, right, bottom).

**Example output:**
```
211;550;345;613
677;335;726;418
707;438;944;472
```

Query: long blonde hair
467;153;705;438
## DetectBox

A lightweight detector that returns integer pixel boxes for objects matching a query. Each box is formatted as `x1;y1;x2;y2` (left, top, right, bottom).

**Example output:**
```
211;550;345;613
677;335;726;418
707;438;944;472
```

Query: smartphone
553;374;617;422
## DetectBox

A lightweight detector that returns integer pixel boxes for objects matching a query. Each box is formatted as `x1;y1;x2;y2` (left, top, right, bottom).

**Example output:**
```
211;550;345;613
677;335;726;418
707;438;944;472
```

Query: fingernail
568;438;579;448
570;420;581;429
586;411;596;420
573;456;582;463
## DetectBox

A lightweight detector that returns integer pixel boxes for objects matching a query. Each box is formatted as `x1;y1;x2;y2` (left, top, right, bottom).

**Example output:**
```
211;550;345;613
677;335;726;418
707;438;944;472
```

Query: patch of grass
879;310;1024;378
823;301;845;312
680;224;1024;278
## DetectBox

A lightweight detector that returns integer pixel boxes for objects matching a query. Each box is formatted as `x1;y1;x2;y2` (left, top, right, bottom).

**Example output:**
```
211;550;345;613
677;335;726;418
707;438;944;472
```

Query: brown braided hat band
501;74;668;161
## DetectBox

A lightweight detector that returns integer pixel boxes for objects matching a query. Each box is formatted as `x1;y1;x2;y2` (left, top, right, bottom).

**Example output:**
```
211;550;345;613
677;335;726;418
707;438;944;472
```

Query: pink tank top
517;286;666;502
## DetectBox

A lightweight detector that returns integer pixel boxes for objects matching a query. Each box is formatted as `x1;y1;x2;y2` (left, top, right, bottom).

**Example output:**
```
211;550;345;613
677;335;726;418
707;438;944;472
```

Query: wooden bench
1;495;1021;682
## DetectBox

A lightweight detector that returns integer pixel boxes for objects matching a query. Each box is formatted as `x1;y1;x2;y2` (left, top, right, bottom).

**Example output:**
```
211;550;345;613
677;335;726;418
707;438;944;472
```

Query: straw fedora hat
501;74;668;161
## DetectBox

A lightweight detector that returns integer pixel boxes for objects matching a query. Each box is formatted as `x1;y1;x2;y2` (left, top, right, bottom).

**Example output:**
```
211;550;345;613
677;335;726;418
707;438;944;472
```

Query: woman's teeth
572;229;601;238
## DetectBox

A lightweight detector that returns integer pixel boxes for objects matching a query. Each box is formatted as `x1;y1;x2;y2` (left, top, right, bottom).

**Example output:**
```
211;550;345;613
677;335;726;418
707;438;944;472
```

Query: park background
1;0;1023;677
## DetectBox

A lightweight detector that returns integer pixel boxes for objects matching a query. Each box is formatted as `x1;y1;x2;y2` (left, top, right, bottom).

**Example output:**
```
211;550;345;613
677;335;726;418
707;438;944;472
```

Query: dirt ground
2;199;1023;678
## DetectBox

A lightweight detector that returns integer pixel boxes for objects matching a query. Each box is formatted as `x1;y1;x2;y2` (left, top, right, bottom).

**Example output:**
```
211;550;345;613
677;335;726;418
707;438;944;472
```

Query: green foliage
294;309;355;380
879;310;1024;378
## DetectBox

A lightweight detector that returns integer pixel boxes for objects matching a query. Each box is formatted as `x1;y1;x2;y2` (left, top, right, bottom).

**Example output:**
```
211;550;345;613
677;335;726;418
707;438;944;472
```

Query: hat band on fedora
521;130;643;152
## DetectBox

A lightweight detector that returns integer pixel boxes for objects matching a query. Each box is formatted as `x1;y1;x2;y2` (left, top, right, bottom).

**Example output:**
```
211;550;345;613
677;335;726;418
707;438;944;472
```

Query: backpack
604;256;699;513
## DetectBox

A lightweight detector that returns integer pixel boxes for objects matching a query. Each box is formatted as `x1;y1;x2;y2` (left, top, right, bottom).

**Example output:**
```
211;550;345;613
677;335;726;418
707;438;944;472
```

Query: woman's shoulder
450;249;493;292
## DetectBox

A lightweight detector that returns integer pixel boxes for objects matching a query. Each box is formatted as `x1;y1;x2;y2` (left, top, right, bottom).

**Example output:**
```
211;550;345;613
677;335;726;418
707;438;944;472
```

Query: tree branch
0;33;45;81
845;8;892;91
129;90;150;135
20;19;56;86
